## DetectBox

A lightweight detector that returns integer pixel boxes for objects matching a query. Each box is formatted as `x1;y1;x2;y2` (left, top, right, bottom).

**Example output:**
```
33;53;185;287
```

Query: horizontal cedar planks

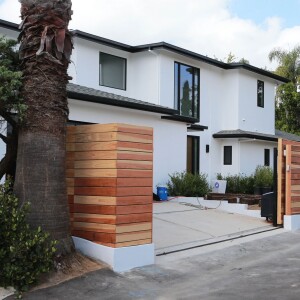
116;196;152;205
74;160;152;170
67;123;153;247
75;132;152;144
117;178;152;187
74;187;152;196
72;213;152;225
74;187;116;196
74;141;152;152
74;196;117;205
75;178;116;187
74;196;152;206
72;222;151;234
74;151;152;161
116;187;153;196
74;169;117;178
72;123;153;135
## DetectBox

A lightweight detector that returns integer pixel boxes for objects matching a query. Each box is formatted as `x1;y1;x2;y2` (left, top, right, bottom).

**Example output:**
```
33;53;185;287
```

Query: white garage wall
68;99;187;190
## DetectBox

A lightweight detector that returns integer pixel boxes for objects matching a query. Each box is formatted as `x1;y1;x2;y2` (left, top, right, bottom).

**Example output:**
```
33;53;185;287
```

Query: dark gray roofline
72;30;289;83
67;83;178;115
0;19;19;32
213;129;300;142
213;130;278;142
0;19;289;83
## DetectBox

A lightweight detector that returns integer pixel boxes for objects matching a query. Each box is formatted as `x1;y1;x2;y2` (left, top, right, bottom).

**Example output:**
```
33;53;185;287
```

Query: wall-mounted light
206;144;209;153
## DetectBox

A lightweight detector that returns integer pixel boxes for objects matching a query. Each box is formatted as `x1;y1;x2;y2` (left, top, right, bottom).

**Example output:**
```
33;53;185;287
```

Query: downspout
148;48;161;105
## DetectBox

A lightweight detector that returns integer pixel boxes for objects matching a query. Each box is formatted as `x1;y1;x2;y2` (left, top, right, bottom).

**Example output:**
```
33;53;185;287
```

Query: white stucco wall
239;140;276;175
70;38;159;104
238;70;276;135
68;99;187;189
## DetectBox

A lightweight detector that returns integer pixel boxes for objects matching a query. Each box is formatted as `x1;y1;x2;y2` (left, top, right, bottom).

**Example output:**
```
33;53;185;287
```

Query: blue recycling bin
157;186;168;201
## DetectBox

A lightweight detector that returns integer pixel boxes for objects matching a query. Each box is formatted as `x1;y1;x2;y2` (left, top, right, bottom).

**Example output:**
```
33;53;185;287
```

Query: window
264;149;270;166
175;62;200;119
224;146;232;165
187;136;199;174
99;52;126;90
257;80;264;107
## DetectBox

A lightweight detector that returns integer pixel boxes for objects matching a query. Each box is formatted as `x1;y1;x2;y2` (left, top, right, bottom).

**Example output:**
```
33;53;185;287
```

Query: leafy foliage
217;173;255;194
0;180;57;293
0;36;24;117
275;82;300;135
254;165;273;188
167;171;211;197
269;45;300;135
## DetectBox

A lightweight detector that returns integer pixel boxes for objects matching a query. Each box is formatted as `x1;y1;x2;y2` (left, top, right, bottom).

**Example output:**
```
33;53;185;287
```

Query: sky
0;0;299;70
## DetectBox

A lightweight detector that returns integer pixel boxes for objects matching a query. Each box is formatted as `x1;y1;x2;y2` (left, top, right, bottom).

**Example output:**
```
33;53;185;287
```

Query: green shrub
217;173;255;194
167;171;211;197
254;165;273;187
0;180;57;293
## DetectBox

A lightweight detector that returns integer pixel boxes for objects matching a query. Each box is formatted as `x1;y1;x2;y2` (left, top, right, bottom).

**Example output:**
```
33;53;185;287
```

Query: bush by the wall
0;180;57;293
254;165;273;187
167;171;211;197
217;173;255;194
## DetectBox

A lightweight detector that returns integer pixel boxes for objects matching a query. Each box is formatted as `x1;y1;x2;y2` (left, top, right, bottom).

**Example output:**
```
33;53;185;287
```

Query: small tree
0;37;24;180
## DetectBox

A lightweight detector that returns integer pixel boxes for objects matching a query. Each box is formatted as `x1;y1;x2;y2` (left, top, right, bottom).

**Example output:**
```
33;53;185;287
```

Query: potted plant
254;165;273;195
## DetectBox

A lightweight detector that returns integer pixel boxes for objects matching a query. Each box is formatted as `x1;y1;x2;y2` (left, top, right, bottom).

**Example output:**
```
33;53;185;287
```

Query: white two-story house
1;19;297;190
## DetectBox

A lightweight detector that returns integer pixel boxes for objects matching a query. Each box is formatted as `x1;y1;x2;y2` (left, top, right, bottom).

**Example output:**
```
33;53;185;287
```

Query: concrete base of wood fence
73;236;155;272
283;215;300;231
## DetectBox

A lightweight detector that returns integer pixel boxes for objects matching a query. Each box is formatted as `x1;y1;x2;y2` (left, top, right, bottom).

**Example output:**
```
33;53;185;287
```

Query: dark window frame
99;52;127;90
224;146;232;165
187;135;200;174
174;61;200;120
264;148;270;166
257;80;264;108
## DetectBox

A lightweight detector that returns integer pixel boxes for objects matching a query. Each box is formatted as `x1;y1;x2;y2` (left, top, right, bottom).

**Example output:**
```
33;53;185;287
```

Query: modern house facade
0;19;293;190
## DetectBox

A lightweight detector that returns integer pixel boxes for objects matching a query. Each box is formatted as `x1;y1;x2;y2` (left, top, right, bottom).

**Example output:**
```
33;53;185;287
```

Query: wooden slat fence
66;123;153;248
278;139;300;224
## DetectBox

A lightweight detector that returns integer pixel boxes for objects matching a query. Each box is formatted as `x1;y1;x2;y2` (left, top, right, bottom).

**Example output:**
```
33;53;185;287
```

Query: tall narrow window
264;149;270;166
187;136;200;174
257;80;264;107
99;52;126;90
174;62;200;119
224;146;232;165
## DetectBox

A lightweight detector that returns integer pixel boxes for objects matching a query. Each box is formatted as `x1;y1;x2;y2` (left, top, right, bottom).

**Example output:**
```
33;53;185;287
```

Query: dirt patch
31;252;107;292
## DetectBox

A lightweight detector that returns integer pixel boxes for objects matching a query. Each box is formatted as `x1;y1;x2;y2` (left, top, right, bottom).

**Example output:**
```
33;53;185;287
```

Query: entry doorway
187;135;199;174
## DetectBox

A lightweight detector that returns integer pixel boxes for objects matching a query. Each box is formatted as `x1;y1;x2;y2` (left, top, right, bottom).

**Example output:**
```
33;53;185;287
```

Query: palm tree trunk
14;0;74;254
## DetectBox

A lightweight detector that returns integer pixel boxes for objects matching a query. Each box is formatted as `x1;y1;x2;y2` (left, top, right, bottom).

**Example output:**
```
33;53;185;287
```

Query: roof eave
213;133;278;142
67;90;178;115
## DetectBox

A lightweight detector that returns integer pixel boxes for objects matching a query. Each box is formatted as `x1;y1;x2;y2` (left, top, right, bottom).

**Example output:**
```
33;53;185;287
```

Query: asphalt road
8;229;300;300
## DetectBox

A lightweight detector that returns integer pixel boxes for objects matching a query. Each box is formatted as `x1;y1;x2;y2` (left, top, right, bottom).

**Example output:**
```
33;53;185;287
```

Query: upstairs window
99;52;126;90
224;146;232;165
174;62;200;119
257;80;264;107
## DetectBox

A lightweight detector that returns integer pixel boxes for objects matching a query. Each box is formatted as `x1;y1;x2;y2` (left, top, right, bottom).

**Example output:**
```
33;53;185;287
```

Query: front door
187;135;199;174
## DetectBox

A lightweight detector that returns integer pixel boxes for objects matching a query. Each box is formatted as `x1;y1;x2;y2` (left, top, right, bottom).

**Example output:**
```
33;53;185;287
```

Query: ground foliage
0;180;56;294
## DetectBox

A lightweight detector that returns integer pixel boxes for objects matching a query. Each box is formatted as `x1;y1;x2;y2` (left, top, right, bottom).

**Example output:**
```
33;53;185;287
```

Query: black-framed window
99;52;126;90
264;149;270;166
187;136;200;174
224;146;232;165
174;62;200;119
257;80;264;107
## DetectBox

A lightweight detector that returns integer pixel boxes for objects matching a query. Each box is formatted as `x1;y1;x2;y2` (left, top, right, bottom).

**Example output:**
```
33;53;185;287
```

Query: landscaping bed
207;193;262;206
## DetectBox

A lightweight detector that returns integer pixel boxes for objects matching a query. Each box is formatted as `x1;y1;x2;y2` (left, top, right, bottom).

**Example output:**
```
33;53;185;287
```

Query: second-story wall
70;38;160;104
238;70;275;135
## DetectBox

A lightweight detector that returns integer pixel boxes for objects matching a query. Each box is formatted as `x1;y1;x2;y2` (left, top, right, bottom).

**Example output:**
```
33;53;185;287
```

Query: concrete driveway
153;199;274;255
